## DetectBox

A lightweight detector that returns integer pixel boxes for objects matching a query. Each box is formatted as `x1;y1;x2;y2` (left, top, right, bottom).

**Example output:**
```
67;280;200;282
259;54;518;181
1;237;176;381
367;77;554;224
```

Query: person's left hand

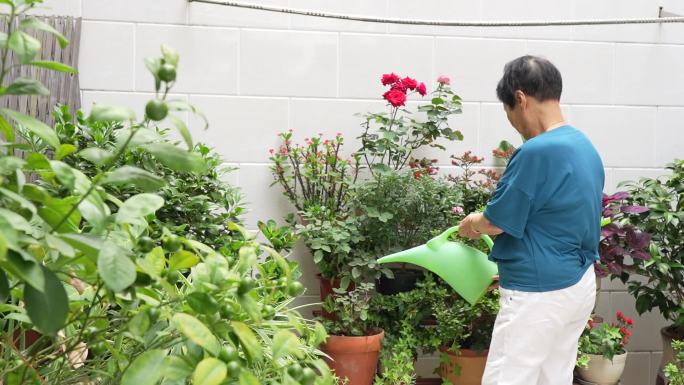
459;213;481;240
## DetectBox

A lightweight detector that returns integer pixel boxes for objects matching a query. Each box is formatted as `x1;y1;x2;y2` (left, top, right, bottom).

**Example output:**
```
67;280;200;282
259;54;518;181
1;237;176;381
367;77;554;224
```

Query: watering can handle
430;225;494;251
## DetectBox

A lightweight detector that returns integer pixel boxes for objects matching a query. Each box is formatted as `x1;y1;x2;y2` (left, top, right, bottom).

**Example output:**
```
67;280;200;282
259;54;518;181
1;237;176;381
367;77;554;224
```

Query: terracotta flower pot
577;352;627;385
316;274;355;319
321;329;384;385
438;347;488;385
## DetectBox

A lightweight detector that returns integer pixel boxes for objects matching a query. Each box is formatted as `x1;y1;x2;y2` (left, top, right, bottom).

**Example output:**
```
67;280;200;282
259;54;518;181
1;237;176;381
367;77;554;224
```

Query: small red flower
617;311;624;319
383;89;407;107
381;73;400;86
417;82;427;96
627;319;633;325
269;148;275;154
414;170;422;179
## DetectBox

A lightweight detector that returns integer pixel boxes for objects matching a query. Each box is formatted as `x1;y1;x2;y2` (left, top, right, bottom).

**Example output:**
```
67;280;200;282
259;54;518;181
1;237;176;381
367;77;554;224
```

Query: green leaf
237;295;261;323
239;371;260;385
28;60;77;74
164;356;194;380
50;160;75;189
38;198;80;233
3;77;49;96
45;234;75;257
146;143;206;173
172;313;220;356
0;187;36;215
8;31;40;64
161;44;179;66
20;18;68;48
0;156;25;174
144;57;162;92
103;166;166;192
0;208;31;233
311;321;328;346
89;104;136;122
2;108;59;148
78;147;114;167
0;115;14;141
128;310;151;338
139;246;165;278
0;32;7;49
231;321;262;362
0;269;9;303
120;349;167;385
167;99;208;130
169;115;192;150
116;127;162;149
193;358;227;385
59;233;104;260
25;266;68;336
98;242;136;292
187;291;220;315
55;143;77;160
25;152;50;170
272;330;300;360
116;193;164;223
0;233;7;262
169;250;200;271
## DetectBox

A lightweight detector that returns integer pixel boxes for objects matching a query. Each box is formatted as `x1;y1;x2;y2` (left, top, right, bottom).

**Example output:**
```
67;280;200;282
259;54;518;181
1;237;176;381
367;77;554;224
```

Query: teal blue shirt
483;125;604;292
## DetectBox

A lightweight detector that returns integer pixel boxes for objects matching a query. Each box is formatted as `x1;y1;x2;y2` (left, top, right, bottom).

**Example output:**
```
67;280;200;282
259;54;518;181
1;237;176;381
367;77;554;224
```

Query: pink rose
452;206;464;214
383;89;407;107
437;75;451;85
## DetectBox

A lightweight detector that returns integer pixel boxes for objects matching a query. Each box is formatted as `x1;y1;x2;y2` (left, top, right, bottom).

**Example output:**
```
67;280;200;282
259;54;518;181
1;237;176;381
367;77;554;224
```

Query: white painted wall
35;0;684;383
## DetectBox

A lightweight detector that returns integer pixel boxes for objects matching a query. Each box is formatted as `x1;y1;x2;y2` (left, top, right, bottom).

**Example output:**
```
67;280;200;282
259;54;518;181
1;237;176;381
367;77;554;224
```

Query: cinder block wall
35;1;683;383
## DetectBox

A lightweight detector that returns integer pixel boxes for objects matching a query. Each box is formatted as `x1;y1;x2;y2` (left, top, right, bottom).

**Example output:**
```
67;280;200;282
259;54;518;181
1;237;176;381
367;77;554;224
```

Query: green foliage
620;160;684;329
374;322;416;385
0;5;332;383
665;340;684;385
320;282;375;336
577;312;633;364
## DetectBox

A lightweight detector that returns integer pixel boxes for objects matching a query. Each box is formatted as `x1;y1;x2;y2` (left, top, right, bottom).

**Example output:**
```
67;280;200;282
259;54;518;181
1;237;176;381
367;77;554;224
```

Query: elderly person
459;55;603;385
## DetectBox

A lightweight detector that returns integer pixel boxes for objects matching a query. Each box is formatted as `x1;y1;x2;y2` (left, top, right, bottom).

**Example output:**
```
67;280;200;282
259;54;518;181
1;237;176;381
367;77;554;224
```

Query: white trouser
482;267;596;385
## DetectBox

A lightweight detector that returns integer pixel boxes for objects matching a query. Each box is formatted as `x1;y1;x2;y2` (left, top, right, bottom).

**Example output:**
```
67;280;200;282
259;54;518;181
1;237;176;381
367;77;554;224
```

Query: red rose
417;82;427;96
382;73;400;86
383;89;407;107
627;319;633;325
402;76;418;90
616;311;623;319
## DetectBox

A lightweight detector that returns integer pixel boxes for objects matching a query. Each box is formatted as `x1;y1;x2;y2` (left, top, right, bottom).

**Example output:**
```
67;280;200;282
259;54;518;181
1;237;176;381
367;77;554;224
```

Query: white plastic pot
577;352;627;385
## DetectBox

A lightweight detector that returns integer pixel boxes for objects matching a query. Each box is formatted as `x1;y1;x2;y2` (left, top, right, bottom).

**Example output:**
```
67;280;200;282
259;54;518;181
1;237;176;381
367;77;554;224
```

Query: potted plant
419;278;499;385
270;131;362;297
665;340;684;385
619;160;684;376
576;312;634;385
374;324;417;385
354;170;464;295
318;283;385;385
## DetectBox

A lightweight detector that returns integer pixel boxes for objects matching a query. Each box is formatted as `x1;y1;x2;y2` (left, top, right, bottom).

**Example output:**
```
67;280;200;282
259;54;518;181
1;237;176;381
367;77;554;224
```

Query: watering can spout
376;226;498;305
376;245;430;267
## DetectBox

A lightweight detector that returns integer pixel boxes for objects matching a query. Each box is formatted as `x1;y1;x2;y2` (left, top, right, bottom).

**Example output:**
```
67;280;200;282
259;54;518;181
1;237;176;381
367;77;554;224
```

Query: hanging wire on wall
187;0;684;27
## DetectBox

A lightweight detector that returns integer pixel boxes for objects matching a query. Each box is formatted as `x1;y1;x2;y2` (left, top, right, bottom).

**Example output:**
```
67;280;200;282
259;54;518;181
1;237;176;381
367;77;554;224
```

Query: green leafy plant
0;3;333;382
358;74;463;176
620;160;684;333
577;311;634;365
665;340;684;385
319;282;375;337
374;322;417;385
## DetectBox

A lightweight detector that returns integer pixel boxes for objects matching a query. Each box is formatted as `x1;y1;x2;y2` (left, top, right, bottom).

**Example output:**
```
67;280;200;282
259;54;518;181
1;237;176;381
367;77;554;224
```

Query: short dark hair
496;55;563;108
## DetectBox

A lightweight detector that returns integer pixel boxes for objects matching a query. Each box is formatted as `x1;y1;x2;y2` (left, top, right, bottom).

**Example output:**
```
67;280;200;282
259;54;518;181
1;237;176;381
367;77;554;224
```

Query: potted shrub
354;170;464;295
665;340;684;385
270;131;362;298
420;279;499;385
620;160;684;375
318;283;384;385
374;327;417;385
576;312;634;385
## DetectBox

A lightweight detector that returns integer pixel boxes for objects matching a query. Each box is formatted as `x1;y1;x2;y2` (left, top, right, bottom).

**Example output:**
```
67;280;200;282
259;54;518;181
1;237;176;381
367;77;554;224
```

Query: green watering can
377;226;498;305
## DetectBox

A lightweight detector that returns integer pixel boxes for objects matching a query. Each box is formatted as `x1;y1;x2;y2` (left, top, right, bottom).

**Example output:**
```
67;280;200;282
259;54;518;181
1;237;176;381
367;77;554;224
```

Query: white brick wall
36;0;684;382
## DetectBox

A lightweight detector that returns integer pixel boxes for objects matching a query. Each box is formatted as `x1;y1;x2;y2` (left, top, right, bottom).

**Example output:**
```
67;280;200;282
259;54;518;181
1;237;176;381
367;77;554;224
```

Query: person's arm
459;212;503;240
